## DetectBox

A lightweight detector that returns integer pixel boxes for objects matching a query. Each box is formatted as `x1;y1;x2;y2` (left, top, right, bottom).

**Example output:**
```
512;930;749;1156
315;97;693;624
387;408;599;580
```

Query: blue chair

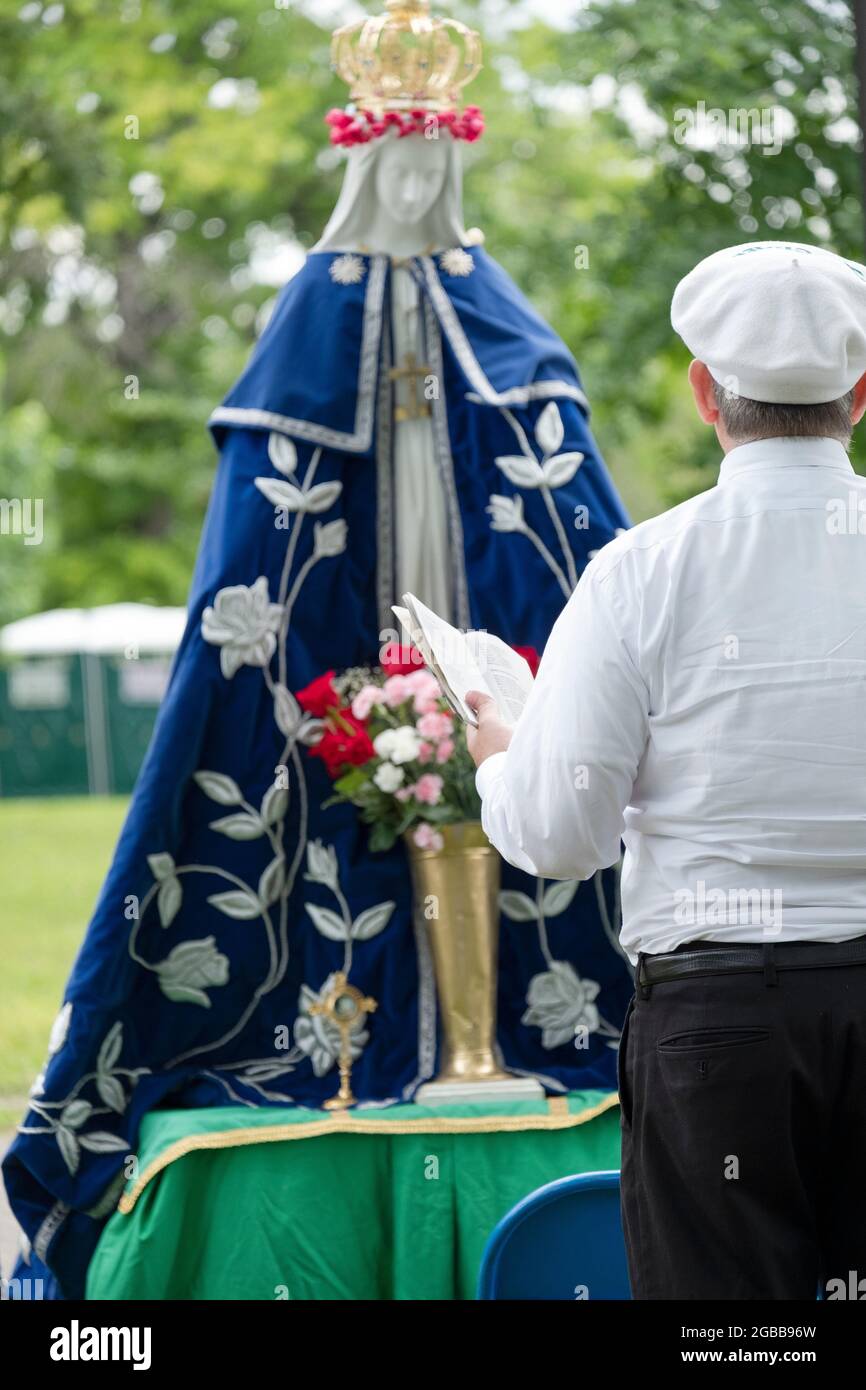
477;1170;631;1300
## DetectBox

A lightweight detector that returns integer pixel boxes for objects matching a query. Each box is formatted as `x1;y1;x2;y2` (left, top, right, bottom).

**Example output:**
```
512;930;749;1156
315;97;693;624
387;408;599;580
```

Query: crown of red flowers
325;105;485;149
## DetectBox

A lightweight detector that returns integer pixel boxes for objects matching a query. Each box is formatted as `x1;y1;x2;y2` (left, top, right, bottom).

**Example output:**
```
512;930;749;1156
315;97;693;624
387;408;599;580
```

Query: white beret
671;241;866;404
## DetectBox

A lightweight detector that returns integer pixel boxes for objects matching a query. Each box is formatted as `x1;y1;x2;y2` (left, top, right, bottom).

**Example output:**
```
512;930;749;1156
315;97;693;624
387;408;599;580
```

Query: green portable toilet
0;604;186;798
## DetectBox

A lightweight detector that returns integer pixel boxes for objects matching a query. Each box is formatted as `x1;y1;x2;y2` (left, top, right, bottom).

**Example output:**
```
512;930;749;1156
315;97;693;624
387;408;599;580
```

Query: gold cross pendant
389;351;432;422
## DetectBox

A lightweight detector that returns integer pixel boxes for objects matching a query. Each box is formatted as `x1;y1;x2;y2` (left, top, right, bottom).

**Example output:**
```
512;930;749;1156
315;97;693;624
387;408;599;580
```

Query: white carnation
374;763;405;793
374;726;423;765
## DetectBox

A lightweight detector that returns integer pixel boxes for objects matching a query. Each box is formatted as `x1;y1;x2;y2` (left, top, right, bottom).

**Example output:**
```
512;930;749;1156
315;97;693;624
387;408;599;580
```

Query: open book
392;593;535;728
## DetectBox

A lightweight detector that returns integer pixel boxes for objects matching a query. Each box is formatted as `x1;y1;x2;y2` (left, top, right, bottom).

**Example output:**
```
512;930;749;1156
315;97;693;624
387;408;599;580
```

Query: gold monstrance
310;973;377;1111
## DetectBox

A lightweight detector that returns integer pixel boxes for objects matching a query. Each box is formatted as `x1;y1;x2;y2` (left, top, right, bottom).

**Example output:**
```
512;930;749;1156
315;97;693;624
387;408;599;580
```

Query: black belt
638;937;866;988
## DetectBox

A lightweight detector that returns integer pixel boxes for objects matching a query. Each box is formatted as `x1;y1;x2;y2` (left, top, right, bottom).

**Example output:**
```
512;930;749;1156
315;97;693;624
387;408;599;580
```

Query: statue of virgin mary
4;0;631;1297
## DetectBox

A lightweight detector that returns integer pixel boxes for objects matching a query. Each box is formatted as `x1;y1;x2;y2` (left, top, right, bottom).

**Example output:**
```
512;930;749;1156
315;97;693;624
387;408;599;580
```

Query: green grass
0;796;129;1125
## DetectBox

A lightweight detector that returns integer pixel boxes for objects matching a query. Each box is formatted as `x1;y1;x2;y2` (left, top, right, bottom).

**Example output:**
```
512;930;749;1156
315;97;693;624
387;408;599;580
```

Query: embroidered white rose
521;961;601;1051
201;576;284;679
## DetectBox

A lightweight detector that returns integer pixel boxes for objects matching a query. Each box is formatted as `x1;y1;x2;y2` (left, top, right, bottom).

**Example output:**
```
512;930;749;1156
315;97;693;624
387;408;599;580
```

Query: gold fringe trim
547;1095;570;1118
118;1092;619;1215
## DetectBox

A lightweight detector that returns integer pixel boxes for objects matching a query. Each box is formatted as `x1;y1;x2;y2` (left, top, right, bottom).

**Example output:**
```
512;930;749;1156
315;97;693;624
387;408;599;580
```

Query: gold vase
404;821;512;1085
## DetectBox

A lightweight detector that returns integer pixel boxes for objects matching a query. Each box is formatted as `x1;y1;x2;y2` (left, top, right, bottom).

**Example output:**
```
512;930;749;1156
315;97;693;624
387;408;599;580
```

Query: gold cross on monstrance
389;352;432;423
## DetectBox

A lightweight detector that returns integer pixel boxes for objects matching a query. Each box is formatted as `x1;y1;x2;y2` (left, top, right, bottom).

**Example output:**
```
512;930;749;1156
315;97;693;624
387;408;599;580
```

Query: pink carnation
382;675;413;709
414;823;445;852
405;669;441;696
413;774;444;806
352;684;384;720
407;672;443;715
418;711;453;741
418;741;435;764
436;738;455;765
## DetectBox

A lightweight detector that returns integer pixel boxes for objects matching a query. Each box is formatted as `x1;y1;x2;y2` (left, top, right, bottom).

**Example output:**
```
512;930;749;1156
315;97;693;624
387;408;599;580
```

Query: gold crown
331;1;483;115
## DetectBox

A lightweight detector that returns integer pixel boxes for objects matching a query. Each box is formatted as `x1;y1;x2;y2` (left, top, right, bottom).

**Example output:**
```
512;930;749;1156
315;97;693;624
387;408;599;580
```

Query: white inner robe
390;264;455;625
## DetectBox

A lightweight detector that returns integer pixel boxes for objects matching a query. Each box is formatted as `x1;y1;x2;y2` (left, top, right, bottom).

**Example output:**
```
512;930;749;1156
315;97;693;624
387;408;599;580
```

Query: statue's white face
374;134;450;226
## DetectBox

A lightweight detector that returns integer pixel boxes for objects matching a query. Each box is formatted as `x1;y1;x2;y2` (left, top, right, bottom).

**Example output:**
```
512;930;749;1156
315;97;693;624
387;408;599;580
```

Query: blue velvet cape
3;246;631;1297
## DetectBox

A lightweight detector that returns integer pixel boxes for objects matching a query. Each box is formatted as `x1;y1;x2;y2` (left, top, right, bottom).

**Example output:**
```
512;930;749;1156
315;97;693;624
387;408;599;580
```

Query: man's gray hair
713;382;855;444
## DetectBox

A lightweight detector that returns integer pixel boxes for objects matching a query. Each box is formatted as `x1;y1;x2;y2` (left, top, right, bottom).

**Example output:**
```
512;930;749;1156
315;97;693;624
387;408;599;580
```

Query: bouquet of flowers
295;642;538;854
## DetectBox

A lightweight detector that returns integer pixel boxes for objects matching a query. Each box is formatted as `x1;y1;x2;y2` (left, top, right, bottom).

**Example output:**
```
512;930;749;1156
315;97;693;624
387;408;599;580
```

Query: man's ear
688;360;720;424
850;371;866;426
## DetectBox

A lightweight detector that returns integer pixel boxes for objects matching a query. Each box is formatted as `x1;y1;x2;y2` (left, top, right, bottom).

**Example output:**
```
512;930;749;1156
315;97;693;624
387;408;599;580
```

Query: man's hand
466;691;513;768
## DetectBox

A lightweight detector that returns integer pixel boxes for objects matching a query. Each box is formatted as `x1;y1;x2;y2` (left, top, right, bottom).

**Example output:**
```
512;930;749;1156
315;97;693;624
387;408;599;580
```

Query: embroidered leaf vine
261;783;289;825
96;1075;126;1114
147;852;176;882
542;880;580;917
499;890;540;922
268;432;297;476
274;685;302;738
254;477;305;511
543;452;584;488
536;401;565;456
207;890;262;920
351;902;396;941
259;856;286;907
305;903;348;941
96;1022;123;1076
194;771;243;806
61;1099;92;1130
209;813;265;841
157;875;183;927
78;1132;131;1155
304;481;342;514
57;1127;80;1175
495;454;545;489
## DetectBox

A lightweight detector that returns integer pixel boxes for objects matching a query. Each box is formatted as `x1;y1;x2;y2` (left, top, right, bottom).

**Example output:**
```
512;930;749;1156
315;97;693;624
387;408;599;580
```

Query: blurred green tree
0;0;861;627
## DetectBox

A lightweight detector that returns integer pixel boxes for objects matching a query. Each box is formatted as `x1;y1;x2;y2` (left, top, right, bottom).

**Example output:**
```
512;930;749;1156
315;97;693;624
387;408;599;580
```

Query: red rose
381;642;426;677
309;713;376;779
512;645;541;677
295;672;341;716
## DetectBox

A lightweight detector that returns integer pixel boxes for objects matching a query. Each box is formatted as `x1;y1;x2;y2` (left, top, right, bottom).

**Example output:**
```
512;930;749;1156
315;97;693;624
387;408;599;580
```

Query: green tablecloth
86;1090;621;1300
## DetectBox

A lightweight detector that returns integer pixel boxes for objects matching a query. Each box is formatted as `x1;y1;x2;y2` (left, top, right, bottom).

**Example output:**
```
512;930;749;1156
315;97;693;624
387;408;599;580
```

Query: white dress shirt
477;436;866;963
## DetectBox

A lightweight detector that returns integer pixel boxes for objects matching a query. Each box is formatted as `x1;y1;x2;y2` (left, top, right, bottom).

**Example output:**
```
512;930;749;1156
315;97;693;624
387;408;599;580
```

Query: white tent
0;603;187;656
0;605;188;796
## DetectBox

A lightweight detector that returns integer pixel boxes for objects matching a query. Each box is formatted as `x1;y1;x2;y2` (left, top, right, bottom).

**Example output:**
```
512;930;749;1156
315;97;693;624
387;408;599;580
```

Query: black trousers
618;944;866;1300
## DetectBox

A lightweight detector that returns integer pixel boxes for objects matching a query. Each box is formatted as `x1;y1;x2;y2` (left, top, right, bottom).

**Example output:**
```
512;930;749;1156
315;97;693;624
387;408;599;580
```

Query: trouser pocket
658;1026;770;1052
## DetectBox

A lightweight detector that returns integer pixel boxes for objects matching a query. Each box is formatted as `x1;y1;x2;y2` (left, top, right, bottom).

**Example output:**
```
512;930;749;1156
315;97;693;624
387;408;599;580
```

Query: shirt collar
718;436;854;484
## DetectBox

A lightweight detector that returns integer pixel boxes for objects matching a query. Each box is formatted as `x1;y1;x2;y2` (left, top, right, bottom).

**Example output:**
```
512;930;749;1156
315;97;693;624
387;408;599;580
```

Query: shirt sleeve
475;556;650;880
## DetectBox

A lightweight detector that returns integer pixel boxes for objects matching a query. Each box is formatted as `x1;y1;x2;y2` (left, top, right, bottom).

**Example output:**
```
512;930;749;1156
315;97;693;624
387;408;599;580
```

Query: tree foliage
0;0;861;626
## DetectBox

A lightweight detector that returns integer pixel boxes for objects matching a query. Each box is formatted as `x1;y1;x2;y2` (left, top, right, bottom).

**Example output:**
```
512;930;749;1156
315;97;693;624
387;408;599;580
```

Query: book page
394;598;491;724
393;596;533;729
464;632;534;728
